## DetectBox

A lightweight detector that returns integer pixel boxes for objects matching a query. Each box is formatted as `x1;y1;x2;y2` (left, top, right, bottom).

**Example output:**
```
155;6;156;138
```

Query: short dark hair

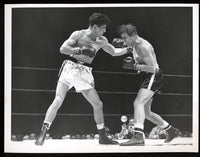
89;13;110;27
118;24;138;36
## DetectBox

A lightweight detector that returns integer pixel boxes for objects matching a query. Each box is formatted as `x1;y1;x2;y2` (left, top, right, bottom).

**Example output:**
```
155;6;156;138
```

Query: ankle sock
134;123;144;130
163;124;172;131
97;123;104;130
43;121;51;129
160;121;169;129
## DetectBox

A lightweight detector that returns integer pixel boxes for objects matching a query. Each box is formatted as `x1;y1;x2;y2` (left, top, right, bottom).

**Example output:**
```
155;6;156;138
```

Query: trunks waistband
67;56;93;67
139;68;162;75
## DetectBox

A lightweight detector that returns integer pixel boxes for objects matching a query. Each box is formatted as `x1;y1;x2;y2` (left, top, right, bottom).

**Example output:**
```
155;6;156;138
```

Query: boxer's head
89;13;110;27
118;24;138;46
89;13;110;36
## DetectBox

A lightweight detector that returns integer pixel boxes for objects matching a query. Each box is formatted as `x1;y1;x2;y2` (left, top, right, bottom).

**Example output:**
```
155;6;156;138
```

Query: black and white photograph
4;3;199;153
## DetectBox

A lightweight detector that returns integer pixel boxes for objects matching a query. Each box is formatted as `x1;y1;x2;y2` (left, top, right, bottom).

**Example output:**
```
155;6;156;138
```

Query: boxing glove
122;56;135;69
111;38;125;48
74;46;96;58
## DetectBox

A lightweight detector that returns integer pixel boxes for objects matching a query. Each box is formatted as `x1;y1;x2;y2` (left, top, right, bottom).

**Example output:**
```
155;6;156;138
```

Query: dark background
11;7;192;137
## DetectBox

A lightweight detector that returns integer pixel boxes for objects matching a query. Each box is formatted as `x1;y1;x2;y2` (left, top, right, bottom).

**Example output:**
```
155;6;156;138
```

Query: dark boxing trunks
138;68;164;93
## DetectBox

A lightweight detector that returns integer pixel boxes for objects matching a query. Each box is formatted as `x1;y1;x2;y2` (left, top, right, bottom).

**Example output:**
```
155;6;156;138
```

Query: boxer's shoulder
71;30;85;39
97;36;108;42
95;36;108;46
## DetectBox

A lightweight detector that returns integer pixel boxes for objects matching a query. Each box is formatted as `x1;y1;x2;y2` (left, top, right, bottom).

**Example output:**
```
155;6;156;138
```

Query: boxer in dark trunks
118;24;180;146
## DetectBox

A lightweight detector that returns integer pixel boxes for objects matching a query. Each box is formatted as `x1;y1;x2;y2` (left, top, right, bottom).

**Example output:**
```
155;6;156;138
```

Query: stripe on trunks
147;73;155;90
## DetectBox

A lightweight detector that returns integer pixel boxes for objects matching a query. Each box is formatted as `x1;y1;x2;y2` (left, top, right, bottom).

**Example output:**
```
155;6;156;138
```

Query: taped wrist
74;47;81;55
125;46;133;53
134;63;143;71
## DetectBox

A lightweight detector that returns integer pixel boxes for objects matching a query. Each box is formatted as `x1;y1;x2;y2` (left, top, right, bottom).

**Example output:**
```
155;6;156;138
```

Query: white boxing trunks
58;60;95;92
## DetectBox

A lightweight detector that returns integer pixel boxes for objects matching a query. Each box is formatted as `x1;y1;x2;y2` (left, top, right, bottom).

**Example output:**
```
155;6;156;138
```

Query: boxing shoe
98;127;118;145
35;124;49;145
120;131;145;146
165;126;180;143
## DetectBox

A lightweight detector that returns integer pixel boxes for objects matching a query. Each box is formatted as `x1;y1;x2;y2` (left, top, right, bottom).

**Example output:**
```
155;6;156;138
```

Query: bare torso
132;37;159;68
72;30;106;64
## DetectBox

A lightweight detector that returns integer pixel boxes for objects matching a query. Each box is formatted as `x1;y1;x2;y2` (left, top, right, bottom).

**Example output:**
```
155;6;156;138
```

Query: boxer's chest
132;46;143;64
76;35;103;52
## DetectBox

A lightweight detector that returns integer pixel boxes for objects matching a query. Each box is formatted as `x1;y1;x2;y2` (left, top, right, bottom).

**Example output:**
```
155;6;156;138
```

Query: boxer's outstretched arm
103;42;129;56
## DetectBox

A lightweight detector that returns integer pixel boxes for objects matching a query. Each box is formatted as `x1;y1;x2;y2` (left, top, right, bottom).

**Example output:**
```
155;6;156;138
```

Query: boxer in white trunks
35;13;131;145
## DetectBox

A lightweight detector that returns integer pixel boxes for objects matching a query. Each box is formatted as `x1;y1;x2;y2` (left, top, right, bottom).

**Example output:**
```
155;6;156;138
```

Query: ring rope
12;88;192;96
12;113;192;117
12;66;192;78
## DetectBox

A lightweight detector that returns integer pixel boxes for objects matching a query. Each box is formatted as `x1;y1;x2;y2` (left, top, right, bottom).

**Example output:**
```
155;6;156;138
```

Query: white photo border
4;3;199;153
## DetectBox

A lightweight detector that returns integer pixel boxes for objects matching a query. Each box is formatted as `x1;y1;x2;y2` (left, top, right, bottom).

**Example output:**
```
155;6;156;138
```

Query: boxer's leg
133;88;155;130
81;88;104;125
144;98;168;126
120;88;154;146
35;82;70;145
44;82;70;124
144;99;180;142
81;88;118;144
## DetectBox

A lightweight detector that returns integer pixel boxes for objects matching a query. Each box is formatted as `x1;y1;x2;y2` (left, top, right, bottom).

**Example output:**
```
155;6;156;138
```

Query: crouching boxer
35;13;131;146
118;24;179;146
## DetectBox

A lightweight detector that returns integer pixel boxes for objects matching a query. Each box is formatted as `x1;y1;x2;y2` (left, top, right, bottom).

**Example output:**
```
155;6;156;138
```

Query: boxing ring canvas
7;138;194;153
4;3;199;153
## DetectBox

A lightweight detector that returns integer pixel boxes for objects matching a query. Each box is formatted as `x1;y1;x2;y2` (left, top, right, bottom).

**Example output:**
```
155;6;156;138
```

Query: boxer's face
121;33;133;46
94;24;107;36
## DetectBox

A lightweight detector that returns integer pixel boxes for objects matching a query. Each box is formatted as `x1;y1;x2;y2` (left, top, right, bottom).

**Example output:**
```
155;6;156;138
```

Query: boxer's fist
111;38;125;48
81;46;96;58
126;46;133;53
122;56;135;69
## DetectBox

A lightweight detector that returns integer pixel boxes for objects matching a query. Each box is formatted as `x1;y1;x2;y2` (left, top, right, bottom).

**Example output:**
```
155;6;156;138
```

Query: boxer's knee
134;97;149;109
144;105;151;115
133;99;142;108
145;111;152;120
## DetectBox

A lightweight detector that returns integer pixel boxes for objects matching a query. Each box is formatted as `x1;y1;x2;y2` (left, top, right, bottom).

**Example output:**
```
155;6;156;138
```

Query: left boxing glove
122;56;135;69
74;46;96;58
111;38;125;48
